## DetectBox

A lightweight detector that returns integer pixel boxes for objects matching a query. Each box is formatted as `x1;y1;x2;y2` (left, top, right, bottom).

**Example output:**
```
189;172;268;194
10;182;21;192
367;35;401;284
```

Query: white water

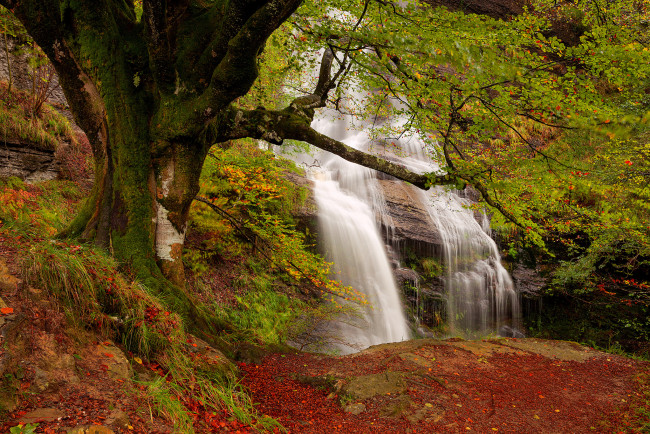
282;71;520;350
391;132;521;336
304;114;411;354
419;188;520;335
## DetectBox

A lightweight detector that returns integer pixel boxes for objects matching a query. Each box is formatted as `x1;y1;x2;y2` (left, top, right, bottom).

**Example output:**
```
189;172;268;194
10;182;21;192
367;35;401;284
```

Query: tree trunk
68;109;210;291
1;0;444;324
151;140;209;287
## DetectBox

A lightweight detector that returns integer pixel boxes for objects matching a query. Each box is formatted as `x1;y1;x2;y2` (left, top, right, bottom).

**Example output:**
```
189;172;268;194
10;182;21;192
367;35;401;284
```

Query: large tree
1;0;647;317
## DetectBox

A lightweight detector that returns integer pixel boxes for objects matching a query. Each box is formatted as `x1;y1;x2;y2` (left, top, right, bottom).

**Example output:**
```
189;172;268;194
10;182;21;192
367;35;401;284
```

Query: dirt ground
240;338;649;433
1;234;649;433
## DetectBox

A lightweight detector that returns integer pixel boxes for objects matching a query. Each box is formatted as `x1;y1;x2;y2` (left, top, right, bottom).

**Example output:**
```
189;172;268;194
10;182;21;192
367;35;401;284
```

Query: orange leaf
0;307;13;314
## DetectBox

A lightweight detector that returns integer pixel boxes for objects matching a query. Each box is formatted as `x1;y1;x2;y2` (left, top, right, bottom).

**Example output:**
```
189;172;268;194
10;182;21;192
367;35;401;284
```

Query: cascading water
418;188;520;336
281;59;520;350
376;125;521;337
288;100;521;352
303;114;411;354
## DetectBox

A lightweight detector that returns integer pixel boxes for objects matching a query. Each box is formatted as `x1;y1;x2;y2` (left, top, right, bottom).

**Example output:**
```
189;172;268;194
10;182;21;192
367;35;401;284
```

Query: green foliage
143;377;194;433
283;0;649;248
9;423;38;434
0;83;74;150
216;289;303;344
0;6;21;39
192;140;366;306
421;258;444;280
22;239;181;356
237;27;293;111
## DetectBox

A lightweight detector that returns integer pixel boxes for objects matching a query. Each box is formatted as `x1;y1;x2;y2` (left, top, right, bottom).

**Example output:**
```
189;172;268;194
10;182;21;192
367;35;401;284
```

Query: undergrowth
0;116;362;430
191;140;366;307
20;238;281;432
0;176;84;237
186;140;368;351
0;82;73;150
0;175;282;431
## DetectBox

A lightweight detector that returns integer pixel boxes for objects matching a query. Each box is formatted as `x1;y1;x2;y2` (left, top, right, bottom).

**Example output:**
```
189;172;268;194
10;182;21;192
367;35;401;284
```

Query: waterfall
391;130;521;337
285;102;521;352
280;74;520;351
418;188;520;336
301;114;411;354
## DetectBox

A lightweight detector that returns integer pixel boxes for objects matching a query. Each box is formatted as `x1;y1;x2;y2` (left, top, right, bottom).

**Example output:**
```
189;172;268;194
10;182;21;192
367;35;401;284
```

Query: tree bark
1;0;450;301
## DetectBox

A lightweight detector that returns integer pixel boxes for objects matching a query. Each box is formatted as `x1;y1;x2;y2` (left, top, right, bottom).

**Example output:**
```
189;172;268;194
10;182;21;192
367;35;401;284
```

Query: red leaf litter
240;339;649;433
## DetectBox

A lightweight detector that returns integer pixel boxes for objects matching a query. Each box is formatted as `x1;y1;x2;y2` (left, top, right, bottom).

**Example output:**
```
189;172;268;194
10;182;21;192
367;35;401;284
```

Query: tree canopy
1;0;648;324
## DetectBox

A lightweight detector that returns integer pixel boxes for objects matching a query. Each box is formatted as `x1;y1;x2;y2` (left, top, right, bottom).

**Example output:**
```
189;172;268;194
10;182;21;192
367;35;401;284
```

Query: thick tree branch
208;105;455;189
142;0;179;90
199;39;455;189
203;0;303;109
190;0;269;85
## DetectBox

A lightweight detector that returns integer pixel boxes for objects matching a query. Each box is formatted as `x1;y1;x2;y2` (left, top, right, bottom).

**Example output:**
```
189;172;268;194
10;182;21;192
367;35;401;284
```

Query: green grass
20;238;282;431
216;288;304;345
143;377;195;433
0;84;73;151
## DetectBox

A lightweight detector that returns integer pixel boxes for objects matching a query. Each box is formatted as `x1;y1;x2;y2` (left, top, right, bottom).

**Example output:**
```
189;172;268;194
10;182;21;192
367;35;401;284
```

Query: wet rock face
511;263;546;296
376;179;442;258
282;170;318;245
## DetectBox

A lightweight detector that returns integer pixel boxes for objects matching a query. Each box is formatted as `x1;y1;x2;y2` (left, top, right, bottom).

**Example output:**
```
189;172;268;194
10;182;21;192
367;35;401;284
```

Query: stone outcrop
90;342;133;381
283;170;317;221
0;35;67;107
376;179;443;258
0;139;60;182
0;35;71;182
511;263;547;296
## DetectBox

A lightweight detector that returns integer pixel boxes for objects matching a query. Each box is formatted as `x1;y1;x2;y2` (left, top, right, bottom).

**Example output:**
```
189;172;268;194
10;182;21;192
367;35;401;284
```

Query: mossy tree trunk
1;0;453;315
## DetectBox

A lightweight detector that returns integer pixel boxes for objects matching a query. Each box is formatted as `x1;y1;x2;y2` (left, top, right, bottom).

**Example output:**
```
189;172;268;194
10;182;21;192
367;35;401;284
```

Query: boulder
185;335;238;377
376;179;442;258
18;407;65;424
30;334;80;393
92;342;132;380
283;170;318;244
342;371;407;400
511;263;546;295
343;402;366;415
0;260;20;292
105;409;130;430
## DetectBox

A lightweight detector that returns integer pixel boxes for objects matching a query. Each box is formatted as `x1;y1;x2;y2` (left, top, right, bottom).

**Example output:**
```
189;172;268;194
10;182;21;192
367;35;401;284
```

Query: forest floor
2;227;649;434
240;339;650;433
0;135;647;433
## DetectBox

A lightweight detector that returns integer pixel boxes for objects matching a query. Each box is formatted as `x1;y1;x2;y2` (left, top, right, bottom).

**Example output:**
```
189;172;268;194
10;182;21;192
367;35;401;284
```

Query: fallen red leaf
0;307;13;314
